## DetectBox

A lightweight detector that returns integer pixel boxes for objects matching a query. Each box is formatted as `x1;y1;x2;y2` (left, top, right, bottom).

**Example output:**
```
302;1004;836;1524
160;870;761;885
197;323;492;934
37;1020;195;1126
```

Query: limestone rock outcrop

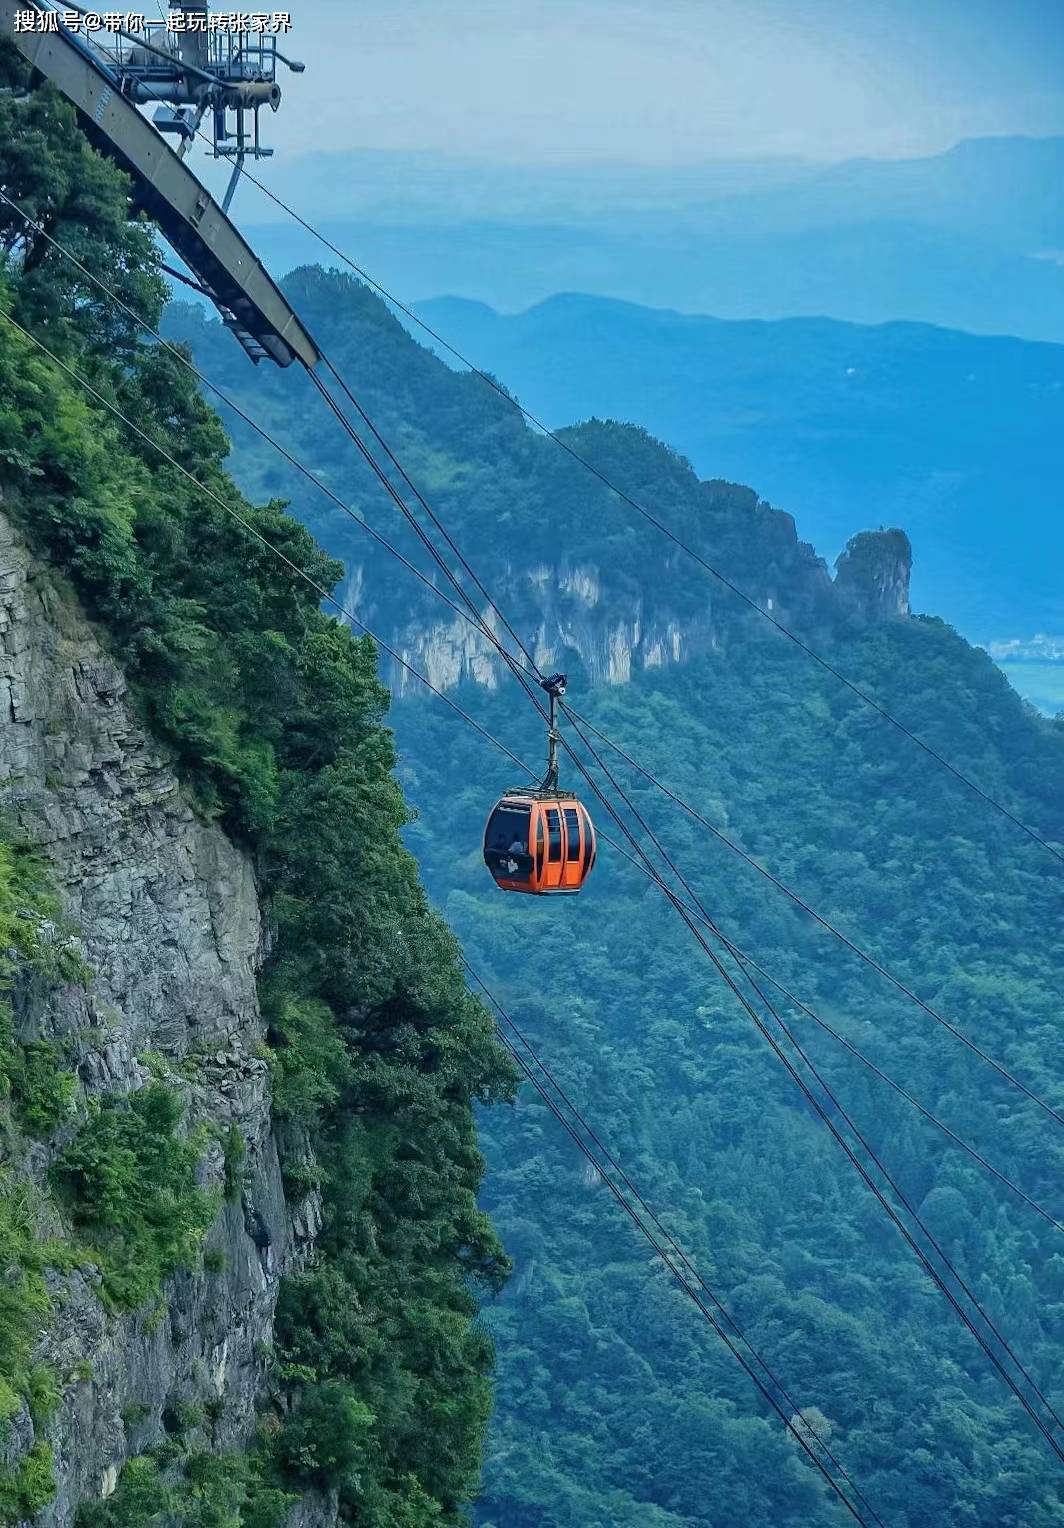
833;529;913;622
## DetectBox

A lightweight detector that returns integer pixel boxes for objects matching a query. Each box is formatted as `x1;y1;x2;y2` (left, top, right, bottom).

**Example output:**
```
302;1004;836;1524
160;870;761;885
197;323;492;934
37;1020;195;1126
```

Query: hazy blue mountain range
220;148;821;224
230;136;1064;341
237;136;1064;247
409;293;1064;656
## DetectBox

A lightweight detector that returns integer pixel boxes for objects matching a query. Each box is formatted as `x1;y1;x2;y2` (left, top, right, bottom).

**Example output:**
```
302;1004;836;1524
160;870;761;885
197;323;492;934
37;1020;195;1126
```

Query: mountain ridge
407;291;1064;657
418;287;1064;343
228;131;1064;345
233;133;1064;228
164;273;923;701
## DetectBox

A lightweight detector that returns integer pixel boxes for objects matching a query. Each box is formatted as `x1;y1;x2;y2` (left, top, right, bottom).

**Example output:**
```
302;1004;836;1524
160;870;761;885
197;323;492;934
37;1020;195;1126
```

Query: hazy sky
267;0;1064;163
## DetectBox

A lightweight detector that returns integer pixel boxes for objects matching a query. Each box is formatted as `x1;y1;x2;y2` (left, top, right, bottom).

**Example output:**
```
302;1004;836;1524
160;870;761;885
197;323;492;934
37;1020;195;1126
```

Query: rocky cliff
164;281;913;702
337;525;911;697
0;510;327;1528
833;529;912;622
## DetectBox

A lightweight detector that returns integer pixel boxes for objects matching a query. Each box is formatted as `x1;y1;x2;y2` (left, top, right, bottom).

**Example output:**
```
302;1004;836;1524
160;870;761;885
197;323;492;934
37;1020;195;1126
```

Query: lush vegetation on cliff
0;839;83;1525
169;251;1064;1523
163;268;836;674
6;37;1064;1528
0;50;514;1528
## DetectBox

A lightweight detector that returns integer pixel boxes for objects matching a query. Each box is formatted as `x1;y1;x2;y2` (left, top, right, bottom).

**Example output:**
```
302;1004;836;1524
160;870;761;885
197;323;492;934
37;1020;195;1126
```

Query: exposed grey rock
0;512;336;1528
833;529;913;622
332;493;849;696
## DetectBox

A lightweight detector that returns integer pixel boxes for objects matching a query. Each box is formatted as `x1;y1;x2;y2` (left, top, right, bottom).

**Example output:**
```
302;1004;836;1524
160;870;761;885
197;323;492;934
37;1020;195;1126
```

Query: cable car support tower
1;0;320;369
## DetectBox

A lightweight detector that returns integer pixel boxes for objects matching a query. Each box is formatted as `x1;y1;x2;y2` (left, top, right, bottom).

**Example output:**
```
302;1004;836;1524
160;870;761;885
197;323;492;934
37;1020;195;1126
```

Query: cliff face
335;558;725;695
164;280;912;702
833;529;912;622
338;528;909;697
0;512;327;1527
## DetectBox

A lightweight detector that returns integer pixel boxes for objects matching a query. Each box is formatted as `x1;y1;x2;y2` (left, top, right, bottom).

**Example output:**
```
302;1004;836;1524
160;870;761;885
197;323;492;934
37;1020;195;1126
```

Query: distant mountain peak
834;530;912;622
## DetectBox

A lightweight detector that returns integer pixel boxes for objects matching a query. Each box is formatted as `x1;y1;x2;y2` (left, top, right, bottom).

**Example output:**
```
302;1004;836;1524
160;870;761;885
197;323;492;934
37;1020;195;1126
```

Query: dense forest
0;53;513;1527
5;39;1064;1528
170;261;1064;1524
401;635;1064;1527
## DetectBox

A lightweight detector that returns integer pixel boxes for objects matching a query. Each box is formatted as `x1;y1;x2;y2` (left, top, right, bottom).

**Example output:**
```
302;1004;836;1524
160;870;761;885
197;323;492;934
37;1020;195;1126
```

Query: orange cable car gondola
483;674;597;896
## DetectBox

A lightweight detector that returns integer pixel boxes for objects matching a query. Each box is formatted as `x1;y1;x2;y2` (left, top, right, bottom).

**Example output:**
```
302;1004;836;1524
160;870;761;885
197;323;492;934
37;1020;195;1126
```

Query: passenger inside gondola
484;802;533;880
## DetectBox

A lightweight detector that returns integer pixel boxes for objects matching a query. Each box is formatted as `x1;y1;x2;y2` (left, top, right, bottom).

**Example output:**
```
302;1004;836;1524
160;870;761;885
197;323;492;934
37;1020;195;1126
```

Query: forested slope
398;621;1064;1527
0;55;512;1528
168;256;1064;1524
